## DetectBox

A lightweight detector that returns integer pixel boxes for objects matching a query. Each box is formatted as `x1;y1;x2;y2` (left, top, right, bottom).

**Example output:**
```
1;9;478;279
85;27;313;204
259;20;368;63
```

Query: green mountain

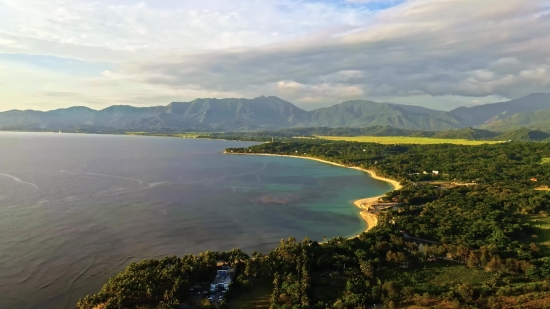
477;109;550;132
449;93;550;127
277;126;435;137
0;96;308;132
132;97;309;131
306;100;461;130
0;93;549;132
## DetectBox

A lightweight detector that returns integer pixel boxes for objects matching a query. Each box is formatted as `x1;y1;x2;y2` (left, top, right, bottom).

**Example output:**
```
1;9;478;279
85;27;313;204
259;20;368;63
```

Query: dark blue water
0;132;392;309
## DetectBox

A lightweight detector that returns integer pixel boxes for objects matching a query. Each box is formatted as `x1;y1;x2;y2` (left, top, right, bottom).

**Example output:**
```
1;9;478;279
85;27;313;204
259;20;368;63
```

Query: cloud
0;0;549;110
270;80;364;105
42;91;83;98
115;0;550;107
0;0;379;61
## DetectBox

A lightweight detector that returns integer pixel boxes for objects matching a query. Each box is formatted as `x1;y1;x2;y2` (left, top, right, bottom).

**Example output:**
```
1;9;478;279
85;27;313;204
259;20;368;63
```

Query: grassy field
524;215;550;254
542;157;550;164
318;136;500;145
382;261;495;307
385;261;494;288
228;278;272;309
126;132;201;138
426;264;494;287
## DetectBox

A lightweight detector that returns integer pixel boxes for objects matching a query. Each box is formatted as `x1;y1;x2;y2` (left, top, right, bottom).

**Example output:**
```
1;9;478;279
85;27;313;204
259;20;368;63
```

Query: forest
78;140;550;309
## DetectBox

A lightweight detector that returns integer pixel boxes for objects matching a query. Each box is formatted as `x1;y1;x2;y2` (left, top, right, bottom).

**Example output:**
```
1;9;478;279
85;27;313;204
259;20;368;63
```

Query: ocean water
0;132;392;309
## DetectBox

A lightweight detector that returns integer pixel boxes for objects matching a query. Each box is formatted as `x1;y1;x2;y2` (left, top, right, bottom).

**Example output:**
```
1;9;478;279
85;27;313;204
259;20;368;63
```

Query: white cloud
270;80;364;105
120;0;550;106
0;0;549;111
0;0;378;62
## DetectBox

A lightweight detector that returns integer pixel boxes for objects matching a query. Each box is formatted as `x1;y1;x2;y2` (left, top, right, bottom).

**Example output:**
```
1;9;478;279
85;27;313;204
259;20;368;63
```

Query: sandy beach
225;152;402;238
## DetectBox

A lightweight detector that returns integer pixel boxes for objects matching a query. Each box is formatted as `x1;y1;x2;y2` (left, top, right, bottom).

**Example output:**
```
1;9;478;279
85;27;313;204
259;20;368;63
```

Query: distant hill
449;93;550;127
0;93;549;132
196;126;550;143
306;100;461;131
275;126;549;142
277;126;435;137
478;109;550;132
432;127;501;140
0;96;308;132
493;128;550;142
132;97;309;131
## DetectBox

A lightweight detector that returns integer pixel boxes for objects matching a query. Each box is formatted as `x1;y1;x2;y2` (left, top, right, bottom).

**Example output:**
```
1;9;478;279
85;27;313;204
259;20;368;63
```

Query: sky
0;0;549;111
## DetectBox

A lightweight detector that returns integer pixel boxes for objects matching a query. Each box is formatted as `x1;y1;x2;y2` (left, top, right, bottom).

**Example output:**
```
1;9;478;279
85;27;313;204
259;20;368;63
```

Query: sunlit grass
428;264;494;287
523;215;550;255
542;157;550;164
383;261;494;290
318;136;500;145
228;278;272;309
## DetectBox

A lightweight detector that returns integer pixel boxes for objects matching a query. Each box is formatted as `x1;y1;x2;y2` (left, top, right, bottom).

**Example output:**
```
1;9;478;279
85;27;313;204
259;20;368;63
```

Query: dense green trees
78;231;550;309
77;250;250;309
229;140;550;186
77;254;217;308
227;140;550;308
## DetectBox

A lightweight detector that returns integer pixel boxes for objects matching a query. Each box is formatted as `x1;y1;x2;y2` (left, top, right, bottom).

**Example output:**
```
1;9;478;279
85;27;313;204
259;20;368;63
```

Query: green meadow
318;135;500;145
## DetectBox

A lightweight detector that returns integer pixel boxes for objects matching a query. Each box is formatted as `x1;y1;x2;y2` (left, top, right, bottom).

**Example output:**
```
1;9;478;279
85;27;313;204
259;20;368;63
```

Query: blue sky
0;0;548;111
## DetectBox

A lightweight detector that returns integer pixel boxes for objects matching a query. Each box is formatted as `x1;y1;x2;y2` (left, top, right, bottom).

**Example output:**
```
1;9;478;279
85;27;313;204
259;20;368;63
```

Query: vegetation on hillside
449;93;550;128
494;129;550;142
432;127;500;140
2;93;550;132
479;109;550;132
77;250;249;309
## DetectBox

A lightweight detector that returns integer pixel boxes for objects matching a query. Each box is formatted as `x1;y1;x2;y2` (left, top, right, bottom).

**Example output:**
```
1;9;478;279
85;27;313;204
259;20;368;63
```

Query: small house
531;178;538;182
432;171;439;175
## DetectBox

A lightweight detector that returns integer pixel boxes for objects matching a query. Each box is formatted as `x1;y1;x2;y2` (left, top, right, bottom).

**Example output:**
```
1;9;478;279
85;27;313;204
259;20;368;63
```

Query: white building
210;268;234;292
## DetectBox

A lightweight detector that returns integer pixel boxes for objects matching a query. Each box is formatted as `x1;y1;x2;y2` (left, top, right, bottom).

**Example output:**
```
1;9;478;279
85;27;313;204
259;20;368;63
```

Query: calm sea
0;132;392;309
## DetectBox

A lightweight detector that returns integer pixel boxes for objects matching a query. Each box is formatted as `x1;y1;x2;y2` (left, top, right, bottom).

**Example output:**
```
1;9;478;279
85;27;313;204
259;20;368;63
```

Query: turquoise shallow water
0;132;392;309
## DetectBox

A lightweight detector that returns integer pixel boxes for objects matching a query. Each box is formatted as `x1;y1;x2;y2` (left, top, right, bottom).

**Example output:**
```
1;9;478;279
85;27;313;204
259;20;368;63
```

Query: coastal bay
224;153;402;235
0;132;392;309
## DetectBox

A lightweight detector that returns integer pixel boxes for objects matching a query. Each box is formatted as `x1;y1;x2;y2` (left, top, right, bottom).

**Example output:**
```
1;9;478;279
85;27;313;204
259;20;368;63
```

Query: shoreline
225;152;402;239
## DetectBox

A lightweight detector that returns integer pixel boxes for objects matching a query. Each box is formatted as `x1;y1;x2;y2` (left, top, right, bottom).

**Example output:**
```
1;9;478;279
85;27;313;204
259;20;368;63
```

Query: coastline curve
225;153;402;239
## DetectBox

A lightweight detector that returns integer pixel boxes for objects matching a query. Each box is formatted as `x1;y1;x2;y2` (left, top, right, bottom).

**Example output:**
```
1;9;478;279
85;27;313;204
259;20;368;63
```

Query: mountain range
0;93;549;132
